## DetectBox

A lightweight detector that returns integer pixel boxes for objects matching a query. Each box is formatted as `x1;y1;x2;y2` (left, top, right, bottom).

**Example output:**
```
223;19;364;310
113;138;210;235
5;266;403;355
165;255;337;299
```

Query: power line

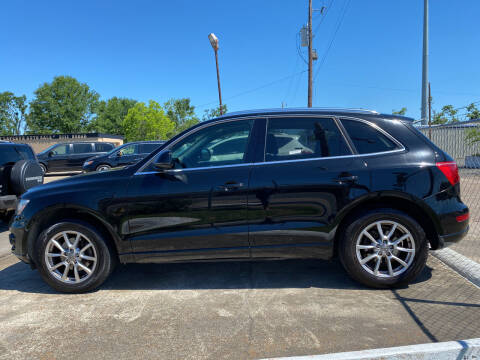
313;0;351;83
195;70;307;110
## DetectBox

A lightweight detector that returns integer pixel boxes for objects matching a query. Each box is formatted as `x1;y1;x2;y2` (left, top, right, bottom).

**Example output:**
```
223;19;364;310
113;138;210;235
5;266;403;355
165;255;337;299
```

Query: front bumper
0;195;17;211
9;217;31;263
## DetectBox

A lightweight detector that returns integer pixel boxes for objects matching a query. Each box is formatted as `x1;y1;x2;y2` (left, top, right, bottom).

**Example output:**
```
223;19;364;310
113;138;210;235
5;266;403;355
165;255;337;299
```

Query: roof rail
222;107;380;117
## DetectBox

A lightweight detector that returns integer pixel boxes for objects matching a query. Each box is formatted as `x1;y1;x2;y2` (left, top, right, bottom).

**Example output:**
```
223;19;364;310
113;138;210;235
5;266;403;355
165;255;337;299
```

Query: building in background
0;133;123;153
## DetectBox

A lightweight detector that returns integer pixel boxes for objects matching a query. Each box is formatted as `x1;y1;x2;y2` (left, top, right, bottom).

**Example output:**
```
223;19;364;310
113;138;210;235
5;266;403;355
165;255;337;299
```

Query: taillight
436;161;459;186
456;213;469;222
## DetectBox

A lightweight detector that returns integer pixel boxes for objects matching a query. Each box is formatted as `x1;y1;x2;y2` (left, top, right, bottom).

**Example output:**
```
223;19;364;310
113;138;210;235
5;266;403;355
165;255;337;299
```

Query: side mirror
116;151;123;157
153;150;174;171
199;148;211;162
48;151;54;157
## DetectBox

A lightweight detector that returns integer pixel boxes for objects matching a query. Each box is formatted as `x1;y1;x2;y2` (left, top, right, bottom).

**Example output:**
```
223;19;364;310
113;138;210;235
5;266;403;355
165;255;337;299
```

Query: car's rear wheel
35;221;116;293
96;164;111;172
339;208;428;288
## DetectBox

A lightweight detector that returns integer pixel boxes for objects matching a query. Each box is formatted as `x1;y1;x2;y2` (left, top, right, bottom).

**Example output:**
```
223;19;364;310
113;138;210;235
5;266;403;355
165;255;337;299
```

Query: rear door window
95;143;114;152
138;143;162;154
341;119;399;154
264;117;351;162
73;143;93;154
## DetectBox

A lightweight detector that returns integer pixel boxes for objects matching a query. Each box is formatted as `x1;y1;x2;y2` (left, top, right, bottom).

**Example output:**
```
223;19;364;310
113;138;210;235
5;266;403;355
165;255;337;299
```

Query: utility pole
421;0;429;125
307;0;313;107
428;82;432;139
208;33;223;115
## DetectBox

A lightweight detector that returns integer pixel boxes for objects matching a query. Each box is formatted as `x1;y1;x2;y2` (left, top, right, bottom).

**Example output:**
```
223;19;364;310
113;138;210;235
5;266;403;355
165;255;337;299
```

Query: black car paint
82;141;166;172
10;109;469;266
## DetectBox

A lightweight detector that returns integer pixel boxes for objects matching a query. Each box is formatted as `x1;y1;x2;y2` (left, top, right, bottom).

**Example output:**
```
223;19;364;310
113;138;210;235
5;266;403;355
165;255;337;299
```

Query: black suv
82;141;165;172
9;109;469;293
0;141;43;220
37;142;115;173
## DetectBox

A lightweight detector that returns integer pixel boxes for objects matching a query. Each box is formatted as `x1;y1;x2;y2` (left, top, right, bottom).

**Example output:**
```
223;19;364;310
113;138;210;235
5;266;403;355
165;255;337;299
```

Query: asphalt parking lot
1;223;479;359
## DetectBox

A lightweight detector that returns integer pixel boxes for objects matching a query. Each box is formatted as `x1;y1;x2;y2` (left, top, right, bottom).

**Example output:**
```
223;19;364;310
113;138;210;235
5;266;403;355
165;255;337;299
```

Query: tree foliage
466;103;480;121
123;100;175;142
0;92;27;135
27;76;100;134
202;104;228;121
164;98;199;135
392;107;407;116
90;97;137;134
432;105;459;125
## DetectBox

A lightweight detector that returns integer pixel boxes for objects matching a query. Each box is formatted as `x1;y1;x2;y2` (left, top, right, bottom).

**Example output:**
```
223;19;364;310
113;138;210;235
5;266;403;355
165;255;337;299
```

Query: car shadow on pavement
0;258;432;294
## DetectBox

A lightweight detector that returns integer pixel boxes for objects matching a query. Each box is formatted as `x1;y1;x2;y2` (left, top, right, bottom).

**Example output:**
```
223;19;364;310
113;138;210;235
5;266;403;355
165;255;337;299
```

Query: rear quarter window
0;146;21;165
15;145;35;160
341;119;399;154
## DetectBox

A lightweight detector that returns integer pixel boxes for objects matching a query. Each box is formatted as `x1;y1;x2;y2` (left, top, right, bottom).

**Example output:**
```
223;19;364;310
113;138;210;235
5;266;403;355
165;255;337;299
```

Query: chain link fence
418;121;480;265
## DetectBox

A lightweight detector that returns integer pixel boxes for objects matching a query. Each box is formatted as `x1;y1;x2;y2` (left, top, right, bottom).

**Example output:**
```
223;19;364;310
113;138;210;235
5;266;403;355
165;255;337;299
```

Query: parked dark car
37;142;115;173
0;141;43;220
82;141;166;172
10;109;469;293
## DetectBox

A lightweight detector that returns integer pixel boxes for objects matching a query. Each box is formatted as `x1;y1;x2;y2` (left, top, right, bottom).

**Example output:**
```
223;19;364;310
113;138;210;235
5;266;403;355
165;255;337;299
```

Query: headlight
84;160;93;166
16;199;30;215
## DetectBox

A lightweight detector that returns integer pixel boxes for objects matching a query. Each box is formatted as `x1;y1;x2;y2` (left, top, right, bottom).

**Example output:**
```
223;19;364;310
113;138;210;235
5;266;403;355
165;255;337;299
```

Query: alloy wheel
355;220;415;278
44;230;97;284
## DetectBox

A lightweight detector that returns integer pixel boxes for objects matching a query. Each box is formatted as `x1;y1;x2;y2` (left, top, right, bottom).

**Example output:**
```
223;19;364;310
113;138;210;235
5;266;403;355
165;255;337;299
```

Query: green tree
392;107;407;116
164;98;199;135
466;128;480;145
90;97;137;134
0;92;27;135
202;104;228;121
466;103;480;121
432;105;459;125
123;100;175;141
27;76;100;134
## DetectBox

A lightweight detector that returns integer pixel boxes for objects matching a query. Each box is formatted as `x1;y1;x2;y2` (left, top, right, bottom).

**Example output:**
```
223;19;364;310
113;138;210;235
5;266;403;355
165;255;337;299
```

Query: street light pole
208;33;223;115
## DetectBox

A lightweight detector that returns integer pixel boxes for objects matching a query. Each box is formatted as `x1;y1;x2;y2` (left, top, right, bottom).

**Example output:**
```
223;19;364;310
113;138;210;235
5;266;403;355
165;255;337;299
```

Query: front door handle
334;174;358;184
216;181;244;192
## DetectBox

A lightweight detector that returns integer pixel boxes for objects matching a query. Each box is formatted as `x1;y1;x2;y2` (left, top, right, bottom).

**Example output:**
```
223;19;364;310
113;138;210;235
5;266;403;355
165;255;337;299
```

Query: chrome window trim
135;113;406;175
135;162;255;176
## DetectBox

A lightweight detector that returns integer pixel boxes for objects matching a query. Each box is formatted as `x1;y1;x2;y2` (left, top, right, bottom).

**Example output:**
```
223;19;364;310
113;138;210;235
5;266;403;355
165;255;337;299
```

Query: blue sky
1;0;479;120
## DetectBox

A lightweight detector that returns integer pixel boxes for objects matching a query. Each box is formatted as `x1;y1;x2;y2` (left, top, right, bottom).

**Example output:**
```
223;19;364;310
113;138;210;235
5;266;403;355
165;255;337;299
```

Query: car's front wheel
339;208;428;288
96;164;111;172
35;221;116;293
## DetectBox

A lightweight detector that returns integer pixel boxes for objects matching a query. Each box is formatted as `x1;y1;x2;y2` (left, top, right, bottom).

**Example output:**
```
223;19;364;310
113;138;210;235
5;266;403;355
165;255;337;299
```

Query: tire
39;163;47;174
10;160;44;195
35;220;116;293
339;208;428;288
96;164;111;172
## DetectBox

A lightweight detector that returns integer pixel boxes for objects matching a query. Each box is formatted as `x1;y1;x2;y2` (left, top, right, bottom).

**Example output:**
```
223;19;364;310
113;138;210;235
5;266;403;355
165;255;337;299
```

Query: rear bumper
437;225;469;249
0;195;17;211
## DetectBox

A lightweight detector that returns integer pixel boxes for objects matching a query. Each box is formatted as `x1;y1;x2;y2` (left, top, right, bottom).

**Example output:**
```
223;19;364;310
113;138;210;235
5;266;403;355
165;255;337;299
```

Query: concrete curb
432;248;480;288
264;338;480;359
